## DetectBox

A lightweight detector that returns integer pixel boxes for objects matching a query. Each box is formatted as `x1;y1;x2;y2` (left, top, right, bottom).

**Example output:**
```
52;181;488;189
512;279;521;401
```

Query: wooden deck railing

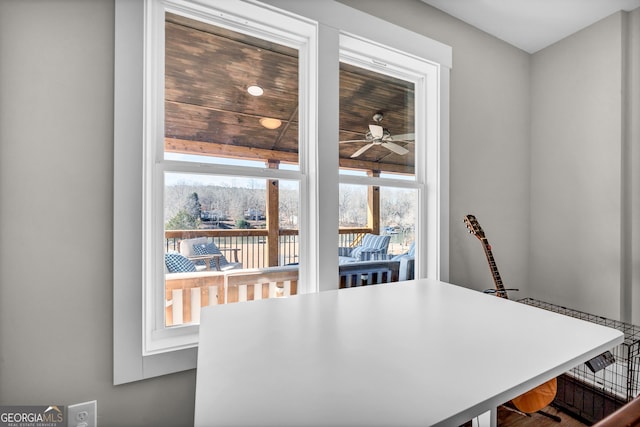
165;266;298;326
165;227;373;269
165;259;401;327
225;266;298;304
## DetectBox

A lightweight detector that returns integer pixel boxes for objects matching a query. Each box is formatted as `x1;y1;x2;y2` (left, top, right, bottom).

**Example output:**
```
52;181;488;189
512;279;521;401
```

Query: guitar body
464;214;558;414
510;377;557;413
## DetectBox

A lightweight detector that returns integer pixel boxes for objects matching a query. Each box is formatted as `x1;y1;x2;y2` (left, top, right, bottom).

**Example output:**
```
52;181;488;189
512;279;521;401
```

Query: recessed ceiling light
259;117;282;130
247;85;264;96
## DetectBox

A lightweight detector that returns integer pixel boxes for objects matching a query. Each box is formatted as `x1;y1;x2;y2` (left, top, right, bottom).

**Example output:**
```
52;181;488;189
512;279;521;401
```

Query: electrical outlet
67;400;96;427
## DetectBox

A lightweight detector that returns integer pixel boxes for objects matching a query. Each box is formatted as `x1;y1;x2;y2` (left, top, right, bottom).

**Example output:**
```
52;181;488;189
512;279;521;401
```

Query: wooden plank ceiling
165;13;415;175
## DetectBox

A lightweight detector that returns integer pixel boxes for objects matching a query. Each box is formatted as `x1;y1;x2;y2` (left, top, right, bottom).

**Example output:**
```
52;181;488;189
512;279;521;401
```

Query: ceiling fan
340;113;414;158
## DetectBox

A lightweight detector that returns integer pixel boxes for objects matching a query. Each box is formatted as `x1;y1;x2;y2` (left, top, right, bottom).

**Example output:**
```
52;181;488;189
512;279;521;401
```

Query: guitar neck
481;238;508;299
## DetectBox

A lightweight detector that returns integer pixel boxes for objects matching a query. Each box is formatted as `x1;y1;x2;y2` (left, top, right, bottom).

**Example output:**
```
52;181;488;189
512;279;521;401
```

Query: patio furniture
186;253;223;271
338;233;391;264
179;237;242;271
338;260;400;288
392;241;415;281
165;252;197;273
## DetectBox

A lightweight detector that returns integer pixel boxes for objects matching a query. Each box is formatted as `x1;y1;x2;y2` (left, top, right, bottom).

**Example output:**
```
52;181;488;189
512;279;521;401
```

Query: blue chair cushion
391;242;415;281
351;234;390;260
392;242;415;260
165;252;197;273
193;242;229;267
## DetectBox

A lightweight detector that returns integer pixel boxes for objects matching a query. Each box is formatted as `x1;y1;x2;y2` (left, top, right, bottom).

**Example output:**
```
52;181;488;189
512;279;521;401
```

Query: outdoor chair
179;237;242;271
338;233;391;264
392;241;415;281
165;252;197;273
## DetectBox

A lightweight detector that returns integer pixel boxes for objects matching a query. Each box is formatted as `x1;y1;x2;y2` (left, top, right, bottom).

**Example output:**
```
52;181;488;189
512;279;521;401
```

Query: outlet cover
67;400;96;427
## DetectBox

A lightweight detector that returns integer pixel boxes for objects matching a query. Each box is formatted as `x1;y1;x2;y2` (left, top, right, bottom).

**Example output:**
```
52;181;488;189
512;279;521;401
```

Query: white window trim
114;0;451;384
142;0;317;356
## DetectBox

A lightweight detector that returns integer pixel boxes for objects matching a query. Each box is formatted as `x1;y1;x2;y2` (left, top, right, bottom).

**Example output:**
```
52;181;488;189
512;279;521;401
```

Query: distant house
244;208;265;220
201;210;227;221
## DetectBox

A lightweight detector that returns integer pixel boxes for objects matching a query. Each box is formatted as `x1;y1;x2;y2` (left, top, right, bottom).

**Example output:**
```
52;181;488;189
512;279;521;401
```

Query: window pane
339;62;415;178
380;186;416;258
338;59;416;287
161;10;304;329
338;184;416;255
337;183;417;285
164;171;300;327
164;12;300;170
338;184;368;228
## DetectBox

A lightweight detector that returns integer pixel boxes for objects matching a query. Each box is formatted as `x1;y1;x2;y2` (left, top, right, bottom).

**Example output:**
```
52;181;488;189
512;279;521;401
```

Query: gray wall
530;13;623;318
1;0;635;425
0;1;195;426
530;11;640;320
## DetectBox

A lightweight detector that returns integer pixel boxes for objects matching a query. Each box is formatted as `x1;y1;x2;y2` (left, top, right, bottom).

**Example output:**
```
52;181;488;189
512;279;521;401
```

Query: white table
194;279;623;426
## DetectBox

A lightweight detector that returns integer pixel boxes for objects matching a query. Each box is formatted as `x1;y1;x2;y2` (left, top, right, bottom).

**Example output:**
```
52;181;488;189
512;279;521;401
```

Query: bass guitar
463;214;557;414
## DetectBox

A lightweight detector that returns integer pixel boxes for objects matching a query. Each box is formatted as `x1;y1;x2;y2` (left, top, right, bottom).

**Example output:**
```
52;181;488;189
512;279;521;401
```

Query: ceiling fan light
259;117;282;129
369;124;384;139
247;85;264;96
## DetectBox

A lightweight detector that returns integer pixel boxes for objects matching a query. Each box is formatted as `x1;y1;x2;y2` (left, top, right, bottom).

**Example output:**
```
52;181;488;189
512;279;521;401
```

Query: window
142;3;315;355
337;35;426;281
114;0;451;384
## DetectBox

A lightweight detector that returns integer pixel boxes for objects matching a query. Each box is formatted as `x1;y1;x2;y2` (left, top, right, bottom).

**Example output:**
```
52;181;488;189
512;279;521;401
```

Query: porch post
267;160;280;267
367;170;380;234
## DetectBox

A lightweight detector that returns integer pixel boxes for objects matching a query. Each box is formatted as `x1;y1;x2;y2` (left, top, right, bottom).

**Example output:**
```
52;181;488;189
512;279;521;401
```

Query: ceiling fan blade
391;133;415;142
340;139;368;144
382;141;409;155
351;143;375;158
369;124;384;139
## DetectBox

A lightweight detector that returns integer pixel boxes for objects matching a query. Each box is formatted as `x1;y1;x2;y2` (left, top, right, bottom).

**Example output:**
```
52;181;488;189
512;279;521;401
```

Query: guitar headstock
464;214;486;240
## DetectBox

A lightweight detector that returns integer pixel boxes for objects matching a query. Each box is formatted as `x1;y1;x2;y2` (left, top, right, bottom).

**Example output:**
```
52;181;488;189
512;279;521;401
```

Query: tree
166;209;200;230
339;185;366;227
235;219;251;229
165;192;202;230
279;187;299;228
185;192;202;220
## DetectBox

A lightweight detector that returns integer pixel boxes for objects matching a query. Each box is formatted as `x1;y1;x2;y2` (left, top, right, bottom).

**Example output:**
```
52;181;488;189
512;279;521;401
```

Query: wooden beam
266;160;280;267
165;137;298;164
339;158;414;175
368;170;380;234
165;137;414;175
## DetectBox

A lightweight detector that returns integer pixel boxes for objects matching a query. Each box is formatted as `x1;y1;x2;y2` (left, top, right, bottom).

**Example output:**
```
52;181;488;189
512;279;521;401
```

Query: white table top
194;278;623;427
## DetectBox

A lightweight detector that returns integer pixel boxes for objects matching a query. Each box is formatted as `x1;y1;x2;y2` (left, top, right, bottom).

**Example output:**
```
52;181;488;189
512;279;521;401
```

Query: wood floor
497;405;589;426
